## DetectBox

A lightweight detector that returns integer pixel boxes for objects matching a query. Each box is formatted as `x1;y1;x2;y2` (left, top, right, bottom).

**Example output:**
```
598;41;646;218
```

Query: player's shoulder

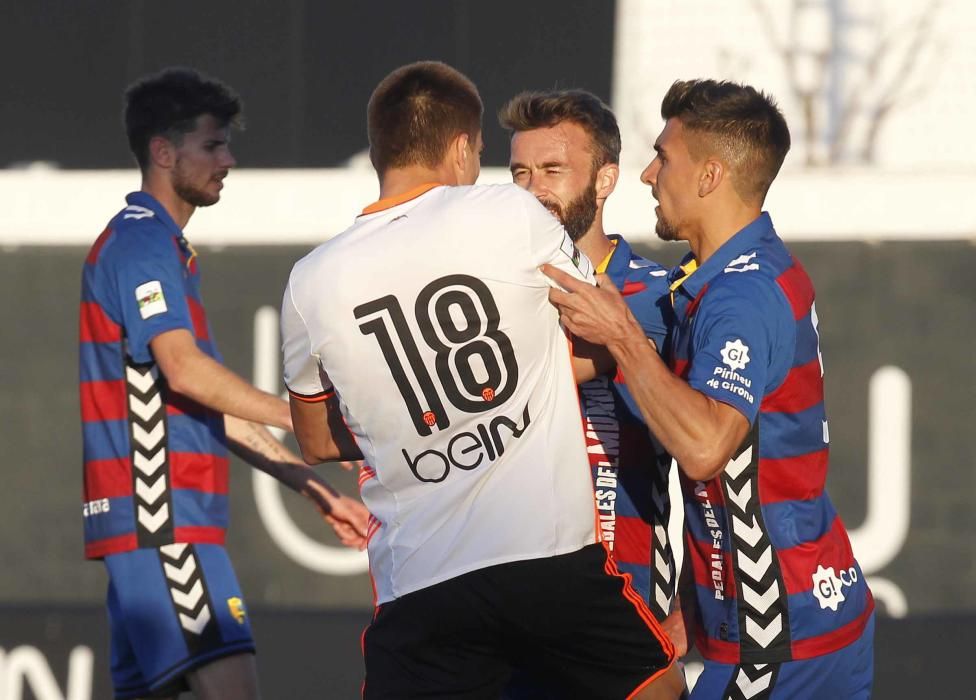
707;232;802;302
97;204;174;264
287;226;355;294
611;236;670;290
440;182;539;216
437;184;556;246
700;256;794;330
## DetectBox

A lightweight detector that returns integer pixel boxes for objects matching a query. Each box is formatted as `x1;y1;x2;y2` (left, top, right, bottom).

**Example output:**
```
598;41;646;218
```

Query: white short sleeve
281;278;332;400
523;194;595;287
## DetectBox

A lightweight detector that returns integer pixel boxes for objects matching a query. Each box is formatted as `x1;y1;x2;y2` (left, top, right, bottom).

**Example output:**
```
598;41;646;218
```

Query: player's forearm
571;336;615;384
165;352;291;430
607;330;737;481
224;415;320;492
290;395;364;465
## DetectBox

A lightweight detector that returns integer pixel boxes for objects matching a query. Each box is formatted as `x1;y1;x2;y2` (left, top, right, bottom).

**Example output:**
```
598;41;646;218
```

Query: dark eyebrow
653;142;665;156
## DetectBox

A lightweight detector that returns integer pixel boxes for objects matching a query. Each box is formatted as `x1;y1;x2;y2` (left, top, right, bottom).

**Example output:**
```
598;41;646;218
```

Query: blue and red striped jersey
580;234;676;621
667;213;873;663
79;192;229;559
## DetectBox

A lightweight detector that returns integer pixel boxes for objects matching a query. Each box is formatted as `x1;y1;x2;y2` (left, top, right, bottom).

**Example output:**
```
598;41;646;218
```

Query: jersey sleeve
281;278;333;402
686;278;791;423
523;193;595;287
110;231;193;364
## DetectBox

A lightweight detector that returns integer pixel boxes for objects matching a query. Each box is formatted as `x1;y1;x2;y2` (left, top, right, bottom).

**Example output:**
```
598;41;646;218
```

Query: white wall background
3;0;973;246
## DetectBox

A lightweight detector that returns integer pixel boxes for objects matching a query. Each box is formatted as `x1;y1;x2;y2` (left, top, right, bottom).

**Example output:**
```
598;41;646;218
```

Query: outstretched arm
543;265;748;481
151;328;292;431
224;414;368;549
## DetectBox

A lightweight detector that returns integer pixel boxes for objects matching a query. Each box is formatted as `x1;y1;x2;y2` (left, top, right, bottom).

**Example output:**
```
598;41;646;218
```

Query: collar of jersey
594;238;618;275
360;183;443;216
125;191;183;237
604;234;638;284
667;211;774;301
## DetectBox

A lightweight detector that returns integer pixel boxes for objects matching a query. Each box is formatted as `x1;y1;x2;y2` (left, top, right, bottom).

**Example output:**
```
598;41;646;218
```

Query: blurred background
1;0;973;697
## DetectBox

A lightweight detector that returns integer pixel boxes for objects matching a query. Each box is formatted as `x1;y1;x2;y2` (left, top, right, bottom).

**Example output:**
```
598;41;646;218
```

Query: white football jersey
282;183;598;603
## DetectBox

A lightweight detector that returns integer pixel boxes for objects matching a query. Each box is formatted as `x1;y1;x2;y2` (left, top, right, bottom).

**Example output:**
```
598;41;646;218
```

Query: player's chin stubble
172;162;222;208
544;189;598;242
654;203;680;242
655;216;680;242
174;181;220;208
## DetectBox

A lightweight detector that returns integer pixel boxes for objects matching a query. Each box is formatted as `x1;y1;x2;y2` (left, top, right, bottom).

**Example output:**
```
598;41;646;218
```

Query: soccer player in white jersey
280;62;684;699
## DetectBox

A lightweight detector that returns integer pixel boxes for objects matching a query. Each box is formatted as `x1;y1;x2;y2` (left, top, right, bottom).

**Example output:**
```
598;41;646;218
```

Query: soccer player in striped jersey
80;67;367;700
499;90;686;698
545;80;874;699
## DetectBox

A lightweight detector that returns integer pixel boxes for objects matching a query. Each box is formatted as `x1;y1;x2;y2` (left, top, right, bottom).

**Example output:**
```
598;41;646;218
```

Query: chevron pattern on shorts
722;426;791;661
723;663;780;700
126;361;172;546
160;543;214;637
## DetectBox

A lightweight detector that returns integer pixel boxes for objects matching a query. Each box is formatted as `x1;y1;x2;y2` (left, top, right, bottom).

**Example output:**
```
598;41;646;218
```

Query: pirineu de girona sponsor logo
401;403;532;483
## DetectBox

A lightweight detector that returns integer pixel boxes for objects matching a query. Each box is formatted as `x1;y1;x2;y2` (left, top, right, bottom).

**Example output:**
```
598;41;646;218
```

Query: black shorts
362;543;675;699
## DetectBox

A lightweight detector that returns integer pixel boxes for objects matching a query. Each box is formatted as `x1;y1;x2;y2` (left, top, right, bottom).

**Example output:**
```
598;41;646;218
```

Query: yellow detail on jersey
228;596;247;624
181;236;198;270
669;258;699;306
595;239;619;274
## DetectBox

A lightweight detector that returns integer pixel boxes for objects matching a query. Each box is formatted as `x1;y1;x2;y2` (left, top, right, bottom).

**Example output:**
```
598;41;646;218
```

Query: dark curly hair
124;67;243;171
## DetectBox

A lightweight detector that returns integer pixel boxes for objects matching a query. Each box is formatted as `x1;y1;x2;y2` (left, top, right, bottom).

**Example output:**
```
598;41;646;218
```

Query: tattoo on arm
228;420;335;495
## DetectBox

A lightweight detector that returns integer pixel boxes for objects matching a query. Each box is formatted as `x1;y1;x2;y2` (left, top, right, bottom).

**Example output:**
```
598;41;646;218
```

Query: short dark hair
367;61;483;175
124;67;243;171
498;89;621;170
661;79;790;203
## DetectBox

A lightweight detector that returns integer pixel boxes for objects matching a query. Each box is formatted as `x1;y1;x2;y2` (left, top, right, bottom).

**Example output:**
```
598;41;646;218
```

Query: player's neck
690;202;762;264
141;177;196;231
576;224;614;269
378;164;455;201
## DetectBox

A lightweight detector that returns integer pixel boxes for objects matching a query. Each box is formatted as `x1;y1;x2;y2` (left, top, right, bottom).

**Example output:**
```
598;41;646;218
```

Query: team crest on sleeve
136;280;168;319
720;339;751;370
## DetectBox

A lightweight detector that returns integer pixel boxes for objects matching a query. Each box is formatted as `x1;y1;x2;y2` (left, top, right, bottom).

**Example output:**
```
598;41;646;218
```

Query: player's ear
148;135;176;170
698;158;724;198
447;132;471;184
594;162;619;203
455;133;470;167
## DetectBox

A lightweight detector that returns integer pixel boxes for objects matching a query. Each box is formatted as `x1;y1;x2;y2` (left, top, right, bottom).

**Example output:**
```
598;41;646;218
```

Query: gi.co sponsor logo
720;339;751;371
707;340;755;403
812;564;859;611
